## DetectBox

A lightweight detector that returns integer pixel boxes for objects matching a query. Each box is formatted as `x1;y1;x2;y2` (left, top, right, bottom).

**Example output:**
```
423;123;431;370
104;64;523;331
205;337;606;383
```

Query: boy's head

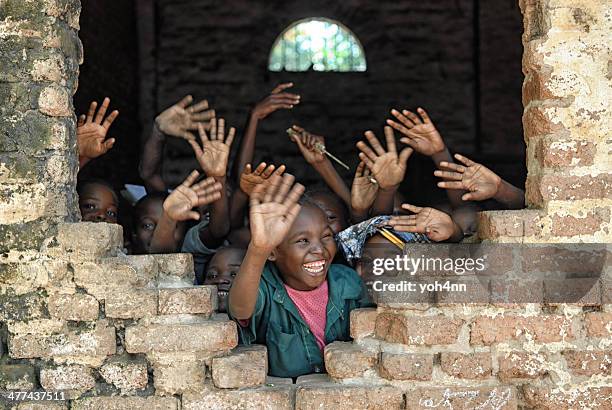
306;188;348;234
205;246;246;313
355;233;401;299
131;192;186;254
78;180;119;224
269;201;337;291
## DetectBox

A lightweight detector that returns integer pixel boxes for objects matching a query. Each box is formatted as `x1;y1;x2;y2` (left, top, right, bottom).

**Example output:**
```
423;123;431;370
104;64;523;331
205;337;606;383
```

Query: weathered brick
212;345;267;388
99;355;148;393
563;350;612;376
584;312;612;337
536;137;596;168
526;173;612;205
183;384;293;410
543;278;601;305
350;308;377;339
155;253;194;278
0;364;37;390
71;396;179;410
38;84;71;116
498;352;547;380
379;352;433;381
148;352;207;396
104;289;157;319
296;384;404;410
470;315;573;345
324;342;378;379
158;286;216;315
523;386;612;410
375;313;464;345
40;365;95;394
550;208;610;237
47;292;99;321
0;290;47;321
477;210;541;239
440;352;492;379
407;386;517;410
521;245;607;275
16;402;68;410
125;320;237;354
46;222;122;260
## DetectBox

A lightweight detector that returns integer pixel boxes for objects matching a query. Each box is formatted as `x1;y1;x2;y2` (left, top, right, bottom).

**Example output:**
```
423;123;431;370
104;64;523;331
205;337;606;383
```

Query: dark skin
79;183;119;224
268;204;337;291
355;234;395;299
309;192;348;235
132;196;187;254
204;247;246;313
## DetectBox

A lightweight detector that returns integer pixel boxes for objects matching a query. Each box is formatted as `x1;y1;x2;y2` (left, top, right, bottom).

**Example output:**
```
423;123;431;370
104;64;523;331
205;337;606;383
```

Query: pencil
378;228;404;250
381;227;405;247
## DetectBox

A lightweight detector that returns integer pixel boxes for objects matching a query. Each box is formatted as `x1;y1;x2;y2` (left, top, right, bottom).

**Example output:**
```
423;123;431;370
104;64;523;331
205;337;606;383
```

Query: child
228;174;372;378
306;187;349;234
77;97;119;170
78;180;120;224
204;246;246;313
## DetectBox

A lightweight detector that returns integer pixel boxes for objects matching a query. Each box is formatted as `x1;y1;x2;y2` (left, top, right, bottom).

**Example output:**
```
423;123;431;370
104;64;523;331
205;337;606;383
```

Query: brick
47;292;99;321
212;345;267;388
522;103;567;141
148;352;206;395
8;319;116;366
0;290;47;321
550;208;610;237
470;315;572;345
526;173;612;205
16;403;68;410
40;365;95;393
125;320;237;354
37;84;71;116
536;137;596;168
440;352;492;379
350;308;377;339
379;352;433;381
71;396;179;410
0;364;37;390
563;350;612;376
375;313;464;345
523;386;612;410
324;342;378;379
158;286;216;315
104;289;157;319
521;245;608;275
46;222;122;260
584;312;612;337
183;384;293;410
498;352;547;380
407;386;517;410
477;210;541;239
543;278;601;305
99;355;148;393
155;253;194;278
296;384;404;410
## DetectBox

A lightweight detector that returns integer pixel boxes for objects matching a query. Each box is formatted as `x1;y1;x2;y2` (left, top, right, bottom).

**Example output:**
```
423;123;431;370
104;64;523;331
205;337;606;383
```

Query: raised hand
251;83;300;120
163;170;223;221
388;204;455;242
289;125;326;165
189;118;235;178
435;154;501;201
356;127;413;190
77;97;119;165
240;162;286;196
351;161;378;215
249;173;305;252
386;107;445;156
155;95;215;141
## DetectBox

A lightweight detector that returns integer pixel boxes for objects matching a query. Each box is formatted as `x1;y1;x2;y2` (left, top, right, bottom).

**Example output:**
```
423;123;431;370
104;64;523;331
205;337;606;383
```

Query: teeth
217;291;228;296
303;260;326;274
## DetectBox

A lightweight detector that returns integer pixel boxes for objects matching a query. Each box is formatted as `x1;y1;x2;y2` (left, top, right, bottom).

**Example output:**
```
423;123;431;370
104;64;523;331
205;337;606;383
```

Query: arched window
268;18;367;72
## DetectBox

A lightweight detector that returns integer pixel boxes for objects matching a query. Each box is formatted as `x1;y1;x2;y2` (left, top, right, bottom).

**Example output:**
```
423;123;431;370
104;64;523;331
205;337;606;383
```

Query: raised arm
140;95;215;192
188;118;235;248
77;97;119;169
435;153;525;210
229;173;305;320
350;162;378;223
149;170;223;253
356;127;413;216
389;203;464;242
289;125;351;204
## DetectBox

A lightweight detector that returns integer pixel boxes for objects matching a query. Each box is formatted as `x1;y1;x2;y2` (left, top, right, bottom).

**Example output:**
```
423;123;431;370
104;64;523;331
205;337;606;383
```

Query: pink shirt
285;281;329;350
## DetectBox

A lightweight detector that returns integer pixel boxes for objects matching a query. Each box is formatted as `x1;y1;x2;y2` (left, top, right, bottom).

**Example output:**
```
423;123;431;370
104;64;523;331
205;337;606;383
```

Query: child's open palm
289;125;326;165
435;154;501;201
156;95;215;141
240;162;286;196
351;161;378;213
189;118;235;178
163;170;223;221
77;97;119;162
356;127;413;190
387;107;445;156
252;83;300;120
388;204;454;242
249;174;305;252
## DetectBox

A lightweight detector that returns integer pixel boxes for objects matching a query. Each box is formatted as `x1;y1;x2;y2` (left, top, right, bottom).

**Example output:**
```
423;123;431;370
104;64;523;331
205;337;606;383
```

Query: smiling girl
228;173;372;378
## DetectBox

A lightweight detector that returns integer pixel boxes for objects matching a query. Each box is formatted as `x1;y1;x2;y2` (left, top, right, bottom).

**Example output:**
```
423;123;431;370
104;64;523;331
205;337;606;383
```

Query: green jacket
230;263;373;378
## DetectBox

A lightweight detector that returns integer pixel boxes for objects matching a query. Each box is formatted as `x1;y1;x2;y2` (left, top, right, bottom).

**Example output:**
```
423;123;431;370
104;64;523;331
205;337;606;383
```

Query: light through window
268;18;367;72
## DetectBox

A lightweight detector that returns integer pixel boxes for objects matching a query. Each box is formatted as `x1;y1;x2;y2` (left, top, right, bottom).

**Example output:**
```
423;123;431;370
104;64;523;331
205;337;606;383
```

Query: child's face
356;233;399;298
310;193;348;234
79;183;119;224
205;247;245;313
133;196;186;254
271;204;337;291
